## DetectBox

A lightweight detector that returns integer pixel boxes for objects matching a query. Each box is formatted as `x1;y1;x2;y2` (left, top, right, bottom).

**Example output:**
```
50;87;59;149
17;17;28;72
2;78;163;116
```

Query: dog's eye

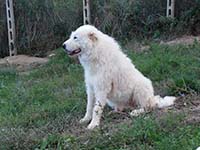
74;36;78;40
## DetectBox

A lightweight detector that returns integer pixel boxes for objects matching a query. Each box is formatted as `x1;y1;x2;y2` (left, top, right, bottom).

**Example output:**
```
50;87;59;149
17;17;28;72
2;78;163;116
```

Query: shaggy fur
63;25;176;130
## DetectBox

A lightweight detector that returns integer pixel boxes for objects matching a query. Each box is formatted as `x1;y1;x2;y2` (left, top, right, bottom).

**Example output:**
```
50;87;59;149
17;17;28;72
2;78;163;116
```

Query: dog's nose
62;44;66;50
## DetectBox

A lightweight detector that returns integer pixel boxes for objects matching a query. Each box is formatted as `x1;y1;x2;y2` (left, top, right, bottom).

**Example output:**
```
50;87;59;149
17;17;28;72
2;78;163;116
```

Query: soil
0;55;49;72
175;94;200;124
161;35;200;46
125;35;200;52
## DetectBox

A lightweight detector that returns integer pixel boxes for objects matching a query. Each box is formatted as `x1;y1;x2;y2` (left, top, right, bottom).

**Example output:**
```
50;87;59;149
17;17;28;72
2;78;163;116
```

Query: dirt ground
161;35;200;46
125;35;200;52
0;55;49;72
175;94;200;124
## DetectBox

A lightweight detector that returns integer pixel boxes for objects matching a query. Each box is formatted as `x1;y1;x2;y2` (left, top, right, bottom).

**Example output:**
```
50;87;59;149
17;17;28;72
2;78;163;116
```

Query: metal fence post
6;0;17;56
167;0;175;18
83;0;91;25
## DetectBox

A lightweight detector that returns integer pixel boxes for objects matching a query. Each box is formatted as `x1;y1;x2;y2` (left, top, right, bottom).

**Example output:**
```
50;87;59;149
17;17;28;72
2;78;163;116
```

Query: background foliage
0;0;200;58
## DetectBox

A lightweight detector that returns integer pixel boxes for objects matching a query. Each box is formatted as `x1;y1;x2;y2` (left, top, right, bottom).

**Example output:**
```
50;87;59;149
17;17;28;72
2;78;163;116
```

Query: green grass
0;43;200;149
128;42;200;95
36;115;200;150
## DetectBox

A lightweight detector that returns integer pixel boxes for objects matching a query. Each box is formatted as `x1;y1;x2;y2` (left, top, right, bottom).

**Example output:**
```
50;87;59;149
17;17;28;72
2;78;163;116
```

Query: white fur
63;25;176;130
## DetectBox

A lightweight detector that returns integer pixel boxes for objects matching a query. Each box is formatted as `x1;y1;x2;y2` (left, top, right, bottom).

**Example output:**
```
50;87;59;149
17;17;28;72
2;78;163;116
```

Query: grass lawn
0;43;200;149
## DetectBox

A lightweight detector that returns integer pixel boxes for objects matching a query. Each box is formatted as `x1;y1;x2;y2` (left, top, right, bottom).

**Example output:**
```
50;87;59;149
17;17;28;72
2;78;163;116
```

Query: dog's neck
79;54;99;67
78;51;106;75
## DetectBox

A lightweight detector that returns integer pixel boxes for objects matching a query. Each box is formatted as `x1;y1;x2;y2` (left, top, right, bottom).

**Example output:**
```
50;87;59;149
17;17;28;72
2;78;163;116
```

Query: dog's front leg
87;92;107;130
80;85;94;124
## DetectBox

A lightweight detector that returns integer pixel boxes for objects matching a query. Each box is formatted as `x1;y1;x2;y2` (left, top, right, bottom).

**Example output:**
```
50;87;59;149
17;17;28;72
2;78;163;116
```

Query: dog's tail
154;95;176;108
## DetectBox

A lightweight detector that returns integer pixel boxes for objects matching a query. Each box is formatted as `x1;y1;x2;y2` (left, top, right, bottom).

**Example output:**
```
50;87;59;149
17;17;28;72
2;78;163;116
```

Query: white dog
63;25;176;130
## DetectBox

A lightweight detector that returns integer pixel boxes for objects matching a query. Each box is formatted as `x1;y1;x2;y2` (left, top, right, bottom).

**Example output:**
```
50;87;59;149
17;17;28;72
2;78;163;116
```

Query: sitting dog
63;25;176;130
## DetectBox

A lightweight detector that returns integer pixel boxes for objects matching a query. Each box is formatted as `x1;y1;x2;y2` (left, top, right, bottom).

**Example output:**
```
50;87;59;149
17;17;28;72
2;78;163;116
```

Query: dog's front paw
79;116;91;124
130;110;140;117
87;122;99;130
130;108;145;117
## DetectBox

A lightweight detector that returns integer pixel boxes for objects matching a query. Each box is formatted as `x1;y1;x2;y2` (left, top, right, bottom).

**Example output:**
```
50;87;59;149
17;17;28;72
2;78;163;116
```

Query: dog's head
62;25;98;57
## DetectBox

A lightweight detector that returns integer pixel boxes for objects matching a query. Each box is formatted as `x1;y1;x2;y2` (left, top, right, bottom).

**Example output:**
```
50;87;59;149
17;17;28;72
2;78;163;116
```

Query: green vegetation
128;42;200;94
1;0;200;57
0;43;200;149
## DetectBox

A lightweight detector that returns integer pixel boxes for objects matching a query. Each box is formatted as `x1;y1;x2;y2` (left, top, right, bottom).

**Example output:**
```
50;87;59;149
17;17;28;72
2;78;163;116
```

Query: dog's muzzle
66;48;81;56
62;44;81;56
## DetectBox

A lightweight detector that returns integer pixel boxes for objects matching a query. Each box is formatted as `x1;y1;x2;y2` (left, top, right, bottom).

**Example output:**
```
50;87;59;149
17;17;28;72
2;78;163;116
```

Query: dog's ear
88;32;98;42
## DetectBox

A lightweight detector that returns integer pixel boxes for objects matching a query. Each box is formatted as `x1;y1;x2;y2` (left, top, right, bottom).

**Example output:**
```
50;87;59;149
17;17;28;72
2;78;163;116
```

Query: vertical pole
83;0;91;25
167;0;175;18
6;0;17;56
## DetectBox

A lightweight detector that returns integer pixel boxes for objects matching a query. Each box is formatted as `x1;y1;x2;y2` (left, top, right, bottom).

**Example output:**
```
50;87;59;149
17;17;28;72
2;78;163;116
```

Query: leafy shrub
0;0;199;57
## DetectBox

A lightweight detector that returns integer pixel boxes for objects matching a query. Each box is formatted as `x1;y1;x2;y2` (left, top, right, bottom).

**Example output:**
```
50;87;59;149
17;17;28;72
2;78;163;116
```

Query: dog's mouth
66;48;81;56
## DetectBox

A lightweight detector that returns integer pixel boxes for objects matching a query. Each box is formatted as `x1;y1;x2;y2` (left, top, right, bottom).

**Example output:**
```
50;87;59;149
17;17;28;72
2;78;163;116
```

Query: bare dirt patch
174;94;200;124
0;55;49;72
125;35;200;52
161;35;200;46
125;40;150;52
152;93;200;125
